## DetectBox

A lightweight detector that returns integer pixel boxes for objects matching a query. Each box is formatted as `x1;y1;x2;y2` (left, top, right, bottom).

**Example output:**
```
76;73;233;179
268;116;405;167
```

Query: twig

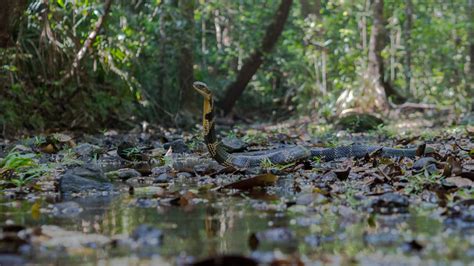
60;0;113;84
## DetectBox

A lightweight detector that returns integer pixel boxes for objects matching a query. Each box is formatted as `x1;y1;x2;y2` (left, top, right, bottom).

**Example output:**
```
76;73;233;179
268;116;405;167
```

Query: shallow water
1;181;473;265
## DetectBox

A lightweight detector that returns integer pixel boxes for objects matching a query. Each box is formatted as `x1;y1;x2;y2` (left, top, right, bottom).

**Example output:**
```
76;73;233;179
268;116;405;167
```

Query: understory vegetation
0;0;472;133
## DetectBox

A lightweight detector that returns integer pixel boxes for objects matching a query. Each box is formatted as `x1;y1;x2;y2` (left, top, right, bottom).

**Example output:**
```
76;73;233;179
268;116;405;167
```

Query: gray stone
59;163;113;194
222;137;247;152
131;224;163;247
163;139;189;154
155;173;172;183
117;168;141;180
73;143;101;159
51;201;83;217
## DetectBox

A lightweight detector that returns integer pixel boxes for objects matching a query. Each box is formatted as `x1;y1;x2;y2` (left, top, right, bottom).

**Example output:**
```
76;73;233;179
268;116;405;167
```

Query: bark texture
368;0;405;104
403;0;413;95
178;0;197;111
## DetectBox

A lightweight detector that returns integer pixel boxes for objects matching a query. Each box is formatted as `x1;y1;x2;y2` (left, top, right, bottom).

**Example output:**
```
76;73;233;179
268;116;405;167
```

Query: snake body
193;82;423;169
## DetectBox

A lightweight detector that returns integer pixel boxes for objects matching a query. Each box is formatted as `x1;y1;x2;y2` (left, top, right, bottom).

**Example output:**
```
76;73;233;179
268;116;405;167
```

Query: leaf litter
0;123;473;264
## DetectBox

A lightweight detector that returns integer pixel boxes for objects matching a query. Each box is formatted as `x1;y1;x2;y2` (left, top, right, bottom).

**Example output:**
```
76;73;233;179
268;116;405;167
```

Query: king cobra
193;81;424;169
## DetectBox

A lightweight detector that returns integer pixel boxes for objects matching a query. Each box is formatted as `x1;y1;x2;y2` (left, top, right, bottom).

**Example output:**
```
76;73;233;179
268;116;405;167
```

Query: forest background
0;0;473;134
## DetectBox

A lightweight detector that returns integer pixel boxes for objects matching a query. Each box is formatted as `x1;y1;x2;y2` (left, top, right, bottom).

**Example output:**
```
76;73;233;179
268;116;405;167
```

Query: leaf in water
39;143;56;154
170;191;196;206
31;201;41;220
223;173;278;190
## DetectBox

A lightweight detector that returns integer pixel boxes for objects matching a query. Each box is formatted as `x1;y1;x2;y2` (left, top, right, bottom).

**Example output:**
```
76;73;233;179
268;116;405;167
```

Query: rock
363;231;401;246
0;224;31;255
0;255;27;266
368;193;409;214
163;139;189;154
151;166;172;176
413;157;438;173
320;171;338;183
72;143;101;159
248;228;295;250
460;111;474;125
39;225;110;249
444;177;473;188
51;201;83;217
222;137;247;152
59;163;113;194
295;193;328;206
105;168;141;181
155;173;172;183
131;187;165;197
131;224;163;247
444;199;474;229
336;113;384;132
177;172;193;179
304;235;336;247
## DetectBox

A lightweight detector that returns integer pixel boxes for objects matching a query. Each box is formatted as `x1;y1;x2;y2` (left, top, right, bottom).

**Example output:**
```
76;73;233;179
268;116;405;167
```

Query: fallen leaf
334;167;351;181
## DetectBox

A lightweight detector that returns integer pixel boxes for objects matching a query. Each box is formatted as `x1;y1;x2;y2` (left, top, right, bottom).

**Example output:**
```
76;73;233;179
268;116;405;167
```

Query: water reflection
0;190;473;264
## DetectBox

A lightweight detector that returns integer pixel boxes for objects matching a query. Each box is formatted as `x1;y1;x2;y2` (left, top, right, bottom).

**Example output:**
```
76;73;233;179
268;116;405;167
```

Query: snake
193;81;424;169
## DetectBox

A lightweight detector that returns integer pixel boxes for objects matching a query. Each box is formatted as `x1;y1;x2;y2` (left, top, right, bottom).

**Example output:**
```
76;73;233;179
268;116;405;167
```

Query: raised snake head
193;81;212;99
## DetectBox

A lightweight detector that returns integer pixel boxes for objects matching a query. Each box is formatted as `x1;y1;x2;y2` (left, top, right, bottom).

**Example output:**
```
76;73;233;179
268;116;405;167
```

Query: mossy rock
336;113;384;132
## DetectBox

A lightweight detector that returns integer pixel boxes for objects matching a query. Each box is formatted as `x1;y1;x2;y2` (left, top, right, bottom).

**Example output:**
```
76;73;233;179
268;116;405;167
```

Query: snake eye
193;81;212;97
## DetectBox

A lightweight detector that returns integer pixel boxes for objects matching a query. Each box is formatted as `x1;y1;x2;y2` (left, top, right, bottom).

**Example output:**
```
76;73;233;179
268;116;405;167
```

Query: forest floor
0;113;473;265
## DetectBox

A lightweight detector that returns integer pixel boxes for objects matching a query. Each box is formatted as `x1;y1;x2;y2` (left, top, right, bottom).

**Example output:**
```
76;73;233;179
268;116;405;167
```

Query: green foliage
1;152;36;170
0;151;48;188
242;130;268;145
0;0;472;132
259;157;295;170
404;172;442;194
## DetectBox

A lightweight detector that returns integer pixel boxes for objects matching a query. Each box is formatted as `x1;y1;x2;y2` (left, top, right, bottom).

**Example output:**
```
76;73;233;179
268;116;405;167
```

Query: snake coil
193;81;424;169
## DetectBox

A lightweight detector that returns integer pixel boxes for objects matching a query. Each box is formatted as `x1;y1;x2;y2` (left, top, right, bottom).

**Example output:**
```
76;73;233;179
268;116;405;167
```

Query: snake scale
193;81;424;169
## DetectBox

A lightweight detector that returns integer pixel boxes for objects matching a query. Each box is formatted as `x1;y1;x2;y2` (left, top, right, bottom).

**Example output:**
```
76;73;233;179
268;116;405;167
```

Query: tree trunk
219;0;293;115
178;0;197;111
367;0;405;105
0;0;27;48
403;0;413;95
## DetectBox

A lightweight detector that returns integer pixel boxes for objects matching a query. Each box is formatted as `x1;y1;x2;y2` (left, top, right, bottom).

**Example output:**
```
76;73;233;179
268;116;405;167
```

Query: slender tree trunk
178;0;197;111
219;0;293;115
403;0;413;96
0;0;27;48
61;0;113;83
367;0;405;105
